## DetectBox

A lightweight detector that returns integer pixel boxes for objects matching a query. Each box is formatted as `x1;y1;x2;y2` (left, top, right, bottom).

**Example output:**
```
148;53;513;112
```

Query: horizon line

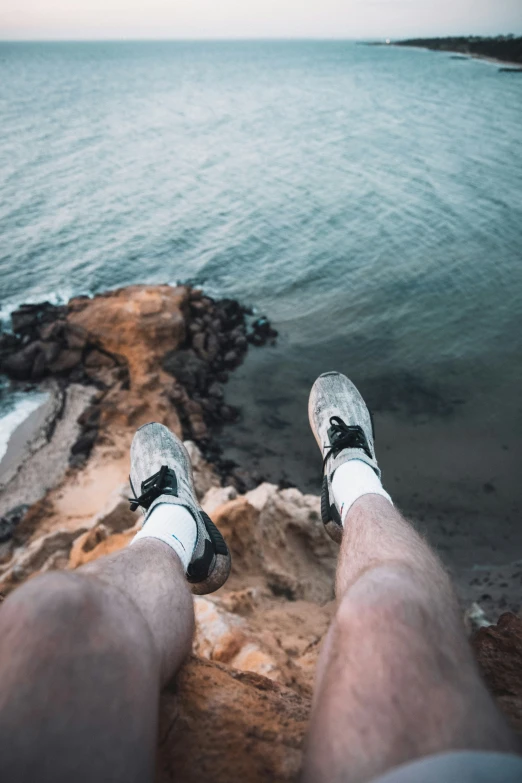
0;32;520;44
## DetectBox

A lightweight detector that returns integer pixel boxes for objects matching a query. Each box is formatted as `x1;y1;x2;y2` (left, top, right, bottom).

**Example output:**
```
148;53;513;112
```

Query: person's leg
303;496;519;783
0;423;231;783
302;373;519;783
0;539;191;783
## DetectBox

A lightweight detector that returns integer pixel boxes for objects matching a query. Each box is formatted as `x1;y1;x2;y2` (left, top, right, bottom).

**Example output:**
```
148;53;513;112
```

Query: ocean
1;41;522;570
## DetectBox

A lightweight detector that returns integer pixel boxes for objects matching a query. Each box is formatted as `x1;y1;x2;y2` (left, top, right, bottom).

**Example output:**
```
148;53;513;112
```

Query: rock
48;348;83;374
64;323;88;350
192;332;207;357
211;487;337;604
69;428;98;464
208;382;224;400
163;349;208;394
2;342;41;380
10;302;66;338
183;441;220;499
223;350;239;368
0;505;29;544
472;612;522;735
78;404;101;429
201;486;238;514
69;526;137;568
84;349;115;368
0;528;87;593
158;657;309;783
248;316;278;346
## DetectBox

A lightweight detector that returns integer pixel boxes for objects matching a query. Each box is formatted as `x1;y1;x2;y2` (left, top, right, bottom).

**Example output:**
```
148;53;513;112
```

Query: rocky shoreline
394;35;522;68
0;284;521;782
0;285;277;490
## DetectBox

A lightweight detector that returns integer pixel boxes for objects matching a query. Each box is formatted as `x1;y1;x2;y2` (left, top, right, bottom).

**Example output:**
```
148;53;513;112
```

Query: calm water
1;41;522;565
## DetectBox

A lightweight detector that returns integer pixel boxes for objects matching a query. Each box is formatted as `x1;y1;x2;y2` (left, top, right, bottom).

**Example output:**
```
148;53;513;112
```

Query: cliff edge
0;285;521;782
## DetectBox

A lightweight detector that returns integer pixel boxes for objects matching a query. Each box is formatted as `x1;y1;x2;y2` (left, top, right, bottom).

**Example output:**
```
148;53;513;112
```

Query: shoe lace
129;465;178;512
322;416;372;472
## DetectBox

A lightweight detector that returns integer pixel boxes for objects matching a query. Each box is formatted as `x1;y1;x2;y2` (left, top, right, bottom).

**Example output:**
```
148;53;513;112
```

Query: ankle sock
331;459;393;525
131;502;197;570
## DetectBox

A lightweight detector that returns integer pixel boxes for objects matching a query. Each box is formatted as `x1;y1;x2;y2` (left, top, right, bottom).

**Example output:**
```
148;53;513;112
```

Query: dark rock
248;316;278;346
39;321;65;343
168;383;188;405
184;399;204;417
0;332;22;362
65;324;88;350
2;342;41;380
48;348;83;374
163;349;209;394
229;467;258;493
69;428;97;463
206;333;220;360
11;302;66;338
220;405;239;423
223;350;239;368
0;505;29;544
41;341;61;364
247;332;265;347
190;300;208;314
208;382;224;400
188;415;208;440
78;405;101;429
84;349;115;369
31;349;48;380
192;332;207;357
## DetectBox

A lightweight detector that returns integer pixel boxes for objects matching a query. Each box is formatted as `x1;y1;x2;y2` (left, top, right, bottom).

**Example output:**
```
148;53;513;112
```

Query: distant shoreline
392;36;522;69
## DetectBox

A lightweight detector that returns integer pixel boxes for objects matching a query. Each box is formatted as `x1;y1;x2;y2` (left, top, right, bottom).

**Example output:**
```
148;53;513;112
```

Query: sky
0;0;521;41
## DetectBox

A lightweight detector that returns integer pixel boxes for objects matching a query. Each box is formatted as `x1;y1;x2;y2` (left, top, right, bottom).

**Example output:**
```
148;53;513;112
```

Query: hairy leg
0;539;193;783
302;495;519;783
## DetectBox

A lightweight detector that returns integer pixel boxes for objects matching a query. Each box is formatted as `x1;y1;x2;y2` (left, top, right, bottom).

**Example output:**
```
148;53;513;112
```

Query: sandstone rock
69;526;137;568
216;484;337;603
157;656;309;783
472;612;522;735
201;485;238;514
194;596;282;681
0;528;87;593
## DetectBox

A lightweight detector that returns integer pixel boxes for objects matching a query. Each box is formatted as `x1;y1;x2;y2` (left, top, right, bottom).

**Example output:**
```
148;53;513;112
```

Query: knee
0;571;149;654
334;563;434;636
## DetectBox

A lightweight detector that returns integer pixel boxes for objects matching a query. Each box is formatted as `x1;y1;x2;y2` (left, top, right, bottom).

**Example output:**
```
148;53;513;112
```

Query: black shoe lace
322;416;372;472
129;465;178;512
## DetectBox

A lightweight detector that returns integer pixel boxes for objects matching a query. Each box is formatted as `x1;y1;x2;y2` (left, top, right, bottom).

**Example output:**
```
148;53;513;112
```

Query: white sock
131;503;197;570
331;459;393;525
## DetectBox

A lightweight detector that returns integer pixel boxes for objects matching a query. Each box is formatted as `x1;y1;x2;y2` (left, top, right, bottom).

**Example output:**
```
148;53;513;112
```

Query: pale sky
0;0;521;41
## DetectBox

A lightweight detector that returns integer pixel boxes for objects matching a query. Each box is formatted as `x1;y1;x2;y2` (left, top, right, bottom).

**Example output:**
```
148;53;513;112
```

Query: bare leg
302;495;519;783
0;538;194;783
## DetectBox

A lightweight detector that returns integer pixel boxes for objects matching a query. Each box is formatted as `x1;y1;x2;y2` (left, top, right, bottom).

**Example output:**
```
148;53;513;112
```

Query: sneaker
308;371;380;543
129;422;231;595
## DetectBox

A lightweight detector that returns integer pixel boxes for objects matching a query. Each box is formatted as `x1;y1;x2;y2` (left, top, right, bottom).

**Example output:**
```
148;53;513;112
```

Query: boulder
157;656;309;783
